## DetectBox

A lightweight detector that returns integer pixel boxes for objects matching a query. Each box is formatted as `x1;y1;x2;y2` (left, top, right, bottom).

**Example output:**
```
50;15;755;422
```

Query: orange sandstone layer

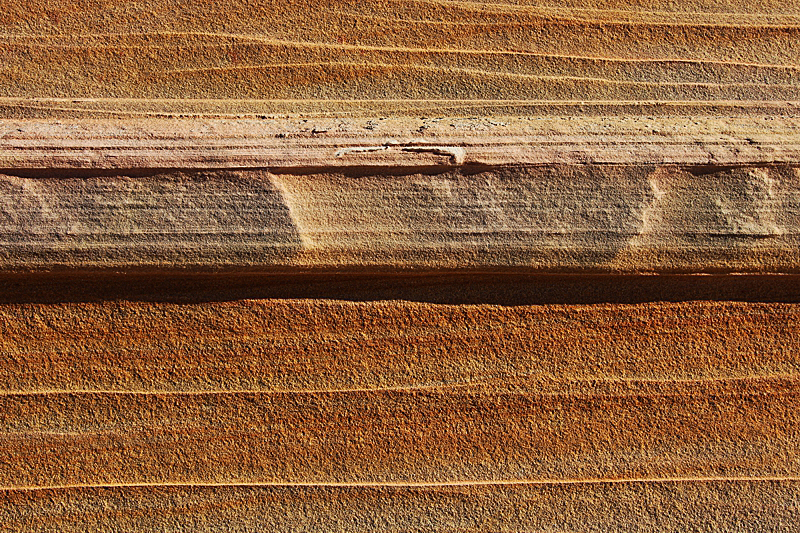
1;299;798;393
3;480;798;532
1;296;798;530
2;2;799;529
0;299;797;487
0;0;799;117
1;377;797;488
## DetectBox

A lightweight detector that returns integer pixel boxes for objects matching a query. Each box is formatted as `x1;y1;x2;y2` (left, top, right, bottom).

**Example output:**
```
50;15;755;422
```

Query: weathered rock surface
2;295;799;530
1;165;800;272
5;481;799;532
0;118;798;273
0;0;798;117
3;299;797;393
1;0;799;530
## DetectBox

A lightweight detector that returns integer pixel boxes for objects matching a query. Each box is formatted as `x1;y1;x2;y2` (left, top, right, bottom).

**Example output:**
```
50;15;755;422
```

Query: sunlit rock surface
1;0;799;530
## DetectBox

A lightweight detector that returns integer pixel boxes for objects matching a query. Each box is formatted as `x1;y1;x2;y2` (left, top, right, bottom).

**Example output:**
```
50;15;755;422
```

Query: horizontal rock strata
3;117;800;169
1;164;800;272
1;110;799;529
1;116;798;532
1;295;798;531
3;1;800;533
2;0;799;523
1;299;797;394
0;0;798;117
1;378;797;487
1;117;798;273
3;481;798;532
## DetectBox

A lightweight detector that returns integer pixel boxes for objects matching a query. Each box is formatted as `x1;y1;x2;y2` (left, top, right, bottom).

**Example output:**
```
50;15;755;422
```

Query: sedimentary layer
1;298;797;486
1;293;798;531
2;0;798;530
1;163;799;272
1;299;798;393
4;480;798;532
5;376;796;488
1;0;799;117
4;117;800;169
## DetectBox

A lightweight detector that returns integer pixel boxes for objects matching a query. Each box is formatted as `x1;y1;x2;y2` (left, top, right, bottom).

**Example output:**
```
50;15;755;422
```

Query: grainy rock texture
1;0;799;530
1;295;799;531
0;163;799;272
5;481;799;532
2;299;797;394
0;0;798;116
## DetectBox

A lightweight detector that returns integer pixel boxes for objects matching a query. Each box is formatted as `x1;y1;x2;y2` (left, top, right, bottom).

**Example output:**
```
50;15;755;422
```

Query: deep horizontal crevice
0;167;199;179
0;164;580;179
1;272;798;305
1;163;797;180
681;162;789;176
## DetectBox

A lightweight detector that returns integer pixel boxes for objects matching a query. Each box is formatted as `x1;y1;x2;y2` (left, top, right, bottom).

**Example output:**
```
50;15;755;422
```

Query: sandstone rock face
1;0;799;531
1;118;799;273
2;163;800;272
0;0;798;116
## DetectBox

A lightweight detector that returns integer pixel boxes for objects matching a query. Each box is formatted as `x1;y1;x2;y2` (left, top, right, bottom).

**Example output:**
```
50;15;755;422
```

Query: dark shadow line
1;163;797;180
0;272;798;305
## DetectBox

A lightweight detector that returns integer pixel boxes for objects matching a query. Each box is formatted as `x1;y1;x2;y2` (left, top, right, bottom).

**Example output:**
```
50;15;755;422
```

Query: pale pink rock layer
0;117;799;273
